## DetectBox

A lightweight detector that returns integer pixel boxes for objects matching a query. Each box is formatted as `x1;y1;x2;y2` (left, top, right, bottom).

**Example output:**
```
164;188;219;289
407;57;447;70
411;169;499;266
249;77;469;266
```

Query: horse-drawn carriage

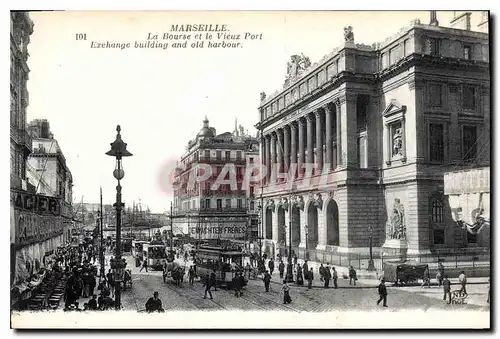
162;260;185;286
383;261;429;286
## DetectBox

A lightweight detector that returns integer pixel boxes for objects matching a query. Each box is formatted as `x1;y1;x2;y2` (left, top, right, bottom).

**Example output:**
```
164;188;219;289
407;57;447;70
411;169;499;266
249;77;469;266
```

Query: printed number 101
75;33;87;40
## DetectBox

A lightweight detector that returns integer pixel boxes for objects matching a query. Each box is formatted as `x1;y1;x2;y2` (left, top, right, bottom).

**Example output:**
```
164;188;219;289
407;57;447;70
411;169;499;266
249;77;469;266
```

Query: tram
195;244;248;289
143;241;168;270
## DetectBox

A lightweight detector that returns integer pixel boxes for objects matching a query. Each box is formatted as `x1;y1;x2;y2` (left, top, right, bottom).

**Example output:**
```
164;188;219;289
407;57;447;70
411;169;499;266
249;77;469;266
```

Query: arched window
431;198;444;223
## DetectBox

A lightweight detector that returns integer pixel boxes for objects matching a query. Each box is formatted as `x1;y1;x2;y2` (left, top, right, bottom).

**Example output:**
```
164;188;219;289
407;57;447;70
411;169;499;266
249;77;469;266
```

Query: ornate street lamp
305;225;309;261
105;125;133;310
257;202;263;258
285;184;297;283
368;225;375;271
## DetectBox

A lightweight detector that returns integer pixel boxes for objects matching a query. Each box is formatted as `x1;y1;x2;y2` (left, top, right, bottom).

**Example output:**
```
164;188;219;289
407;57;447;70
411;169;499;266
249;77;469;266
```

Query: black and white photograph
8;9;491;329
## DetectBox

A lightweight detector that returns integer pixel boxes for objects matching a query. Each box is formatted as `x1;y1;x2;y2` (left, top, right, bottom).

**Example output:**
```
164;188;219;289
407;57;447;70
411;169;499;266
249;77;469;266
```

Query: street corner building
10;12;74;310
172;117;260;248
256;11;490;266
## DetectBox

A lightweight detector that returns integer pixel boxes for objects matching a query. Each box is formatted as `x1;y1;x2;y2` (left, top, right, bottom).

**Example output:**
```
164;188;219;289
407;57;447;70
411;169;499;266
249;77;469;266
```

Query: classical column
339;93;358;168
283;126;290;172
315;109;323;172
298;119;305;176
306;114;314;165
276;129;283;173
335;100;342;168
290;123;298;177
324;105;333;171
265;135;272;182
270;132;277;169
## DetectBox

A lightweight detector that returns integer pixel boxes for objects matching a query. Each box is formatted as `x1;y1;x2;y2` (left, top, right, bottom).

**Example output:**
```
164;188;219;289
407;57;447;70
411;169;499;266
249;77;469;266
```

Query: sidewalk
258;258;490;289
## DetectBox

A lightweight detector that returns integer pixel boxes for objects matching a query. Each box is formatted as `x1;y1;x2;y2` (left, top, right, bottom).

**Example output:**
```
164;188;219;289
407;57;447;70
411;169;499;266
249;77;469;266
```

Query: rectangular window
200;199;205;209
249;157;254;164
216;199;222;210
433;229;445;245
463;85;476;110
216;150;221;160
250;201;255;210
237;199;243;209
463;45;471;60
225;151;231;161
236;151;242;161
429;84;442;107
225;199;231;208
462;125;477;162
249;186;254;197
205;199;211;209
429;123;444;162
204;150;210;159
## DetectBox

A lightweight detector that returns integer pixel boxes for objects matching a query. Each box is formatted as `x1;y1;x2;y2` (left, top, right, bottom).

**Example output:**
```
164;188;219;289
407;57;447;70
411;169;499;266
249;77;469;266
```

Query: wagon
383;261;429;286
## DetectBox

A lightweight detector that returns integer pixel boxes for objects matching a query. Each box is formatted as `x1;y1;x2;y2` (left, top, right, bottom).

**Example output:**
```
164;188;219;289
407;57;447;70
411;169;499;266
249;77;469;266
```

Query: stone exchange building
256;12;490;264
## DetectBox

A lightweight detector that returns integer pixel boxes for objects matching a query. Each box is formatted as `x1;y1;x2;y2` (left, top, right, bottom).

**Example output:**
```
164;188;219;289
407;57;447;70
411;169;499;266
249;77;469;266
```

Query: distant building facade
257;12;490;260
173;118;259;243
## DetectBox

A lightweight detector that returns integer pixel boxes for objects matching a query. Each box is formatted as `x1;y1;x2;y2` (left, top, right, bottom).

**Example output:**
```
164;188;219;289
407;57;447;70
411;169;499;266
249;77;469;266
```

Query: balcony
196;207;248;214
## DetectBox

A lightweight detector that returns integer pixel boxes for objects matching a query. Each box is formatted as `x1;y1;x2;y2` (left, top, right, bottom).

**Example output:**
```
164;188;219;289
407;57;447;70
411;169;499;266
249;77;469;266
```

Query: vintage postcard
9;10;490;329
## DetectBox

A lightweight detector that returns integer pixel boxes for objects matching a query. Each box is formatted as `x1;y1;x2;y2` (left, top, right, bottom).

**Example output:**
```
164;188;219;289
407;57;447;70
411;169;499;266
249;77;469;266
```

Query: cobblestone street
116;255;490;312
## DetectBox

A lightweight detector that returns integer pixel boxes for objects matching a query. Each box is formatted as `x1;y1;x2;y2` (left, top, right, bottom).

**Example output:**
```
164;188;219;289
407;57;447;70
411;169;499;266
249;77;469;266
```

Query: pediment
382;99;407;118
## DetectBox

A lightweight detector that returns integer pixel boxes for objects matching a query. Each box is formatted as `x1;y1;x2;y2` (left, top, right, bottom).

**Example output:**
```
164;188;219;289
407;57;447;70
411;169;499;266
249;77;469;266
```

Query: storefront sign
189;225;246;239
11;190;61;215
444;167;490;195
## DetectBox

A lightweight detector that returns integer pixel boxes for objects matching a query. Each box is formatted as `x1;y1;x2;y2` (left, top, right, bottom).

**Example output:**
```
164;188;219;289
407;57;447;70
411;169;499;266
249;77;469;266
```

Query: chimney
429;10;439;26
450;12;471;31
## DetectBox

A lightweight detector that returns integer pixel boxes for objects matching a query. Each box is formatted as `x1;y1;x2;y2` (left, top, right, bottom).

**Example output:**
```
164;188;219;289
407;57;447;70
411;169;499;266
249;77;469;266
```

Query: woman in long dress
282;280;292;304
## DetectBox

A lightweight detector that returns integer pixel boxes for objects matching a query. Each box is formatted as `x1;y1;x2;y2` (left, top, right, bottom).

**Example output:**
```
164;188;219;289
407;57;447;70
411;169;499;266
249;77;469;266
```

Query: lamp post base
367;259;375;271
285;263;294;283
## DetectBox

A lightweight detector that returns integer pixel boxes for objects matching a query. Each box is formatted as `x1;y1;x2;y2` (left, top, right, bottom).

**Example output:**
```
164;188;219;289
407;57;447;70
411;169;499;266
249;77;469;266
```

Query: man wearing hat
377;278;388;307
145;291;164;312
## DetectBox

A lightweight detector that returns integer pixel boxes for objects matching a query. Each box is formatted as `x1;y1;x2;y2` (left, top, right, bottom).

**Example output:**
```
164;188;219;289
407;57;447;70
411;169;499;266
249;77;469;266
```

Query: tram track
240;288;300;313
161;279;227;311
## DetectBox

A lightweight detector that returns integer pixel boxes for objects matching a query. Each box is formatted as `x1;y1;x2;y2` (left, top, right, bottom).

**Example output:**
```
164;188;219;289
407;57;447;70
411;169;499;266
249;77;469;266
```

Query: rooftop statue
344;26;354;43
284;53;311;86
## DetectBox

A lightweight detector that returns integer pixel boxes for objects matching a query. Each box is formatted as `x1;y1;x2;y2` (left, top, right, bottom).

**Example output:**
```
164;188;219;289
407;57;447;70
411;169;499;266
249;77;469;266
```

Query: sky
25;10;486;213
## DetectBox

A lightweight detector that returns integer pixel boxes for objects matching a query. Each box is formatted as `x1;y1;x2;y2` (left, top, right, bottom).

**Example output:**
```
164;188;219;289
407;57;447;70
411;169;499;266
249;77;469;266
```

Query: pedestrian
106;269;114;290
442;275;451;304
245;262;251;280
263;270;271;292
458;271;467;294
268;258;275;275
319;264;325;282
203;274;213;300
145;291;164;313
421;269;431;288
278;260;285;279
332;267;338;289
307;268;314;290
210;270;217;291
303;260;309;279
349;266;357;286
293;254;298;265
296;265;304;286
324;265;331;288
188;266;195;285
140;259;148;272
282;280;292;304
377;278;388;307
87;295;98;310
233;273;242;297
437;262;444;286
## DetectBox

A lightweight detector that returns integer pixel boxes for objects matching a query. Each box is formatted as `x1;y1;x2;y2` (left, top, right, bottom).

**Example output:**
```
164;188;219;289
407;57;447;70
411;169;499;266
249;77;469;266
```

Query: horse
163;260;181;283
171;267;185;286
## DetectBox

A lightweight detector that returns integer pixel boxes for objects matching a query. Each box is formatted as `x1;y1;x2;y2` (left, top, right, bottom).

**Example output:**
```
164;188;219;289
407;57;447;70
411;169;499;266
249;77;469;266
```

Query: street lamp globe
113;168;125;180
